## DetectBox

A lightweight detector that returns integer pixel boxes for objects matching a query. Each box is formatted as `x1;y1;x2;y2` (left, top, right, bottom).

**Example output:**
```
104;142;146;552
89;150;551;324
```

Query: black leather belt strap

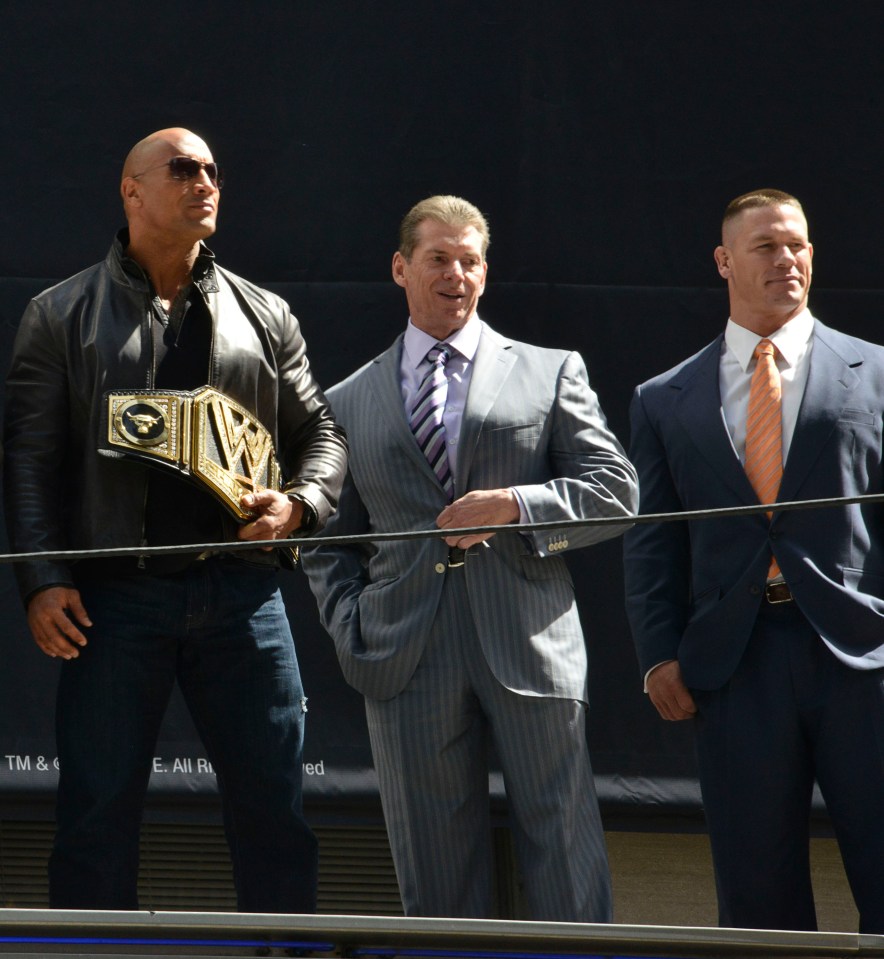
448;546;466;568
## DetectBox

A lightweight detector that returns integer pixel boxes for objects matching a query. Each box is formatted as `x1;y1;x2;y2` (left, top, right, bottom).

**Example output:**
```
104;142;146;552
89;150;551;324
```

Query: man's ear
713;245;730;279
121;177;140;207
392;251;408;288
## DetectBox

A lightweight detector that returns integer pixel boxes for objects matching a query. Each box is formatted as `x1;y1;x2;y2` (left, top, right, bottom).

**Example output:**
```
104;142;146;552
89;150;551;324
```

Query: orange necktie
744;338;783;578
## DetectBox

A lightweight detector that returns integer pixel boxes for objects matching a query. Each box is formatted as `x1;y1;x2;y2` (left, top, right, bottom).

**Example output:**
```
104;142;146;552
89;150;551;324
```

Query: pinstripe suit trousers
364;565;612;921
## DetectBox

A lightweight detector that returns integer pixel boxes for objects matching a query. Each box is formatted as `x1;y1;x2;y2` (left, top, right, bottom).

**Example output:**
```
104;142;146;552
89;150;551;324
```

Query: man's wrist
286;492;317;533
644;659;676;693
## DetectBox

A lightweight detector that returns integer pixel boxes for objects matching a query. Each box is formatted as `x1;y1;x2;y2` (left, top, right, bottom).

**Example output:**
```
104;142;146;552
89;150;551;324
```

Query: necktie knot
427;344;452;368
754;338;777;362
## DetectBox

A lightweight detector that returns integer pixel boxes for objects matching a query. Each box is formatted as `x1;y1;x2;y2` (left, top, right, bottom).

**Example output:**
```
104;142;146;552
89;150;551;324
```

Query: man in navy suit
624;189;884;932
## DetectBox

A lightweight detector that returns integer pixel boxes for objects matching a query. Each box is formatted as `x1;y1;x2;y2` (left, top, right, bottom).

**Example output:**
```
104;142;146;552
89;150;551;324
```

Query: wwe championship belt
102;387;280;521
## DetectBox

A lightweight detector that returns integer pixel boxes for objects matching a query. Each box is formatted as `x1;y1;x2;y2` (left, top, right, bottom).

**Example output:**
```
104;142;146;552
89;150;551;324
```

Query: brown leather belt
764;582;793;604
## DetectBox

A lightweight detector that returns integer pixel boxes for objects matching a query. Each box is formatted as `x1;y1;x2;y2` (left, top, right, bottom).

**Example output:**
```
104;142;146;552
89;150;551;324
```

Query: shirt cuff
509;487;529;525
643;659;676;694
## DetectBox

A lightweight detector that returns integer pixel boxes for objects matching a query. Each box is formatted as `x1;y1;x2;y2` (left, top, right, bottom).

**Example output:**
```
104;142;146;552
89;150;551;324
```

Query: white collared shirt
719;309;815;464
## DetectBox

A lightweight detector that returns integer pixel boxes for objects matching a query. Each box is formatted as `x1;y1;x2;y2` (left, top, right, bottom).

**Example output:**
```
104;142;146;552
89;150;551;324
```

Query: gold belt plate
106;387;280;521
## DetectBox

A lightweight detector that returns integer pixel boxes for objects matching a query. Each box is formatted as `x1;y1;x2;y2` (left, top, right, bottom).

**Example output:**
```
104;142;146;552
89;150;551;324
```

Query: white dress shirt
719;309;814;465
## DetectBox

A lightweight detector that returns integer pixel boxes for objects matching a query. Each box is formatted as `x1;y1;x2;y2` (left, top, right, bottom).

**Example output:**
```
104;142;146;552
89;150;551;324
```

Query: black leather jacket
3;232;348;601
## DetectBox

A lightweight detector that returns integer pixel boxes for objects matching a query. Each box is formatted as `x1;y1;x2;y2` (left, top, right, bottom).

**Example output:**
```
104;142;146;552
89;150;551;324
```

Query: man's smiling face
392;219;487;340
714;202;813;335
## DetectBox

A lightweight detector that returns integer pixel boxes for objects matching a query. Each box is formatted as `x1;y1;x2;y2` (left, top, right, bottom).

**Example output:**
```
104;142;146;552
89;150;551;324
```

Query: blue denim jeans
49;558;317;913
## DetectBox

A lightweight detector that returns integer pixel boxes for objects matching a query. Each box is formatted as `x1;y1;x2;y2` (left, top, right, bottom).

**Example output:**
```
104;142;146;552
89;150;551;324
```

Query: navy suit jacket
624;320;884;691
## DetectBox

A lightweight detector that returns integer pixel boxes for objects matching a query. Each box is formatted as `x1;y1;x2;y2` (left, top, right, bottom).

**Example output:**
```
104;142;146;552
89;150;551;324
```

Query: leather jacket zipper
138;287;154;568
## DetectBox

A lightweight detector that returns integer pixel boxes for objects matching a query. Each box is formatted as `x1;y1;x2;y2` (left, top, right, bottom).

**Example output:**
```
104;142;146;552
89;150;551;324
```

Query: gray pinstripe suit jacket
302;322;638;702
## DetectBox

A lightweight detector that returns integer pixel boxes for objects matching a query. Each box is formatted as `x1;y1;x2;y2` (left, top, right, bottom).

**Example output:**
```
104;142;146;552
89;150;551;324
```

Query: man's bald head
120;127;219;253
121;128;212;182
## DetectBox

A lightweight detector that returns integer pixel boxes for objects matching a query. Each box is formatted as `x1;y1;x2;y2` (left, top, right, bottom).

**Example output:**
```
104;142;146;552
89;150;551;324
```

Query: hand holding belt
100;386;280;521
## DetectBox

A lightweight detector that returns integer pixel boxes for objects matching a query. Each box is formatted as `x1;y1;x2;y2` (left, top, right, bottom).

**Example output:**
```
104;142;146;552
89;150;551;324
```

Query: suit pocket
485;421;544;433
472;423;546;482
482;422;544;449
359;575;400;595
688;583;721;621
838;409;877;426
842;566;884;599
519;554;572;583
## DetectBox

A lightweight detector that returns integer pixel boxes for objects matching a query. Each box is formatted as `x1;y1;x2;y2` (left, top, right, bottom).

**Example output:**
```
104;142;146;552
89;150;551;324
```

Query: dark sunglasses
131;156;224;189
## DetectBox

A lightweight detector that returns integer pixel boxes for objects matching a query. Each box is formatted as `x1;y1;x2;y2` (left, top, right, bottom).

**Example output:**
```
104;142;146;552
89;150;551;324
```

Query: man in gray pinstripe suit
302;196;637;920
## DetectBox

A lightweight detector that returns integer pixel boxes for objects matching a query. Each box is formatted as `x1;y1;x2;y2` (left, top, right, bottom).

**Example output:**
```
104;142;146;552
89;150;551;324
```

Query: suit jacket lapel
457;324;517;493
673;336;759;503
779;322;862;501
364;334;442;482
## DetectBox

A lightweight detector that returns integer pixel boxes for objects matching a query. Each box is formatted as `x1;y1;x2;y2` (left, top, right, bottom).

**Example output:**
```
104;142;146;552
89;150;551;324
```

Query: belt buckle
448;547;466;568
765;582;793;604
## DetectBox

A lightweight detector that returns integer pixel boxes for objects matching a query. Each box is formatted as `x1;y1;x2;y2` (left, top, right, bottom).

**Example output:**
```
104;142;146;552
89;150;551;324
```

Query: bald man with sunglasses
3;128;347;912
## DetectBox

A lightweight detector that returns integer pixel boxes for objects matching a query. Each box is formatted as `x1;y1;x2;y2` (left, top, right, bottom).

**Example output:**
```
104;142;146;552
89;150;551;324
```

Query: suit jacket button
434;563;446;574
562;539;569;549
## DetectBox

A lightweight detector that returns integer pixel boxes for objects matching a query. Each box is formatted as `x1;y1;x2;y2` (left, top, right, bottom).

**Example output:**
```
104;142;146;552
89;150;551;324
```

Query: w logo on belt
210;395;275;483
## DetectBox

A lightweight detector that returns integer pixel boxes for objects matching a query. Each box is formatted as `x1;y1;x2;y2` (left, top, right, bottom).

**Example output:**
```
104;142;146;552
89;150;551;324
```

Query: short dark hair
722;189;805;230
398;195;490;260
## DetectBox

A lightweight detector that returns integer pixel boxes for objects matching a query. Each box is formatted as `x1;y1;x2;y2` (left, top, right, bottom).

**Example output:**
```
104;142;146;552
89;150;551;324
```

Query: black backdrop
1;1;882;826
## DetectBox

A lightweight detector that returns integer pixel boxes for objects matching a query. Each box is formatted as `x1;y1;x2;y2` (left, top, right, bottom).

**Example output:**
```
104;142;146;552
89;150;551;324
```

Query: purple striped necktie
410;343;454;500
